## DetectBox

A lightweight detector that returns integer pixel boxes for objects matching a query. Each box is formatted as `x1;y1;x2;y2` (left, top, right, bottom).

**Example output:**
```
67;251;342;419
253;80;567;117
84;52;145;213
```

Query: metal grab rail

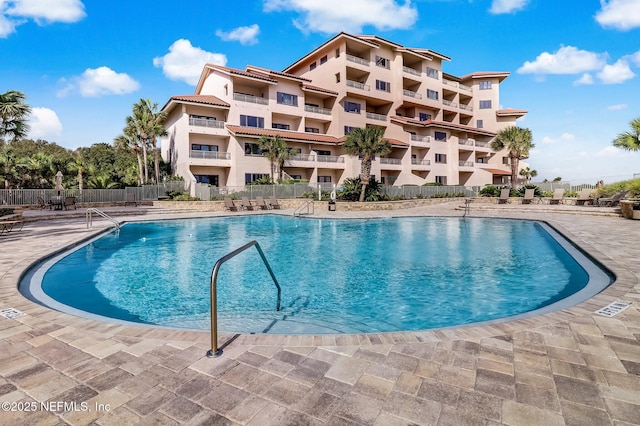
293;200;314;217
207;240;281;358
86;208;120;231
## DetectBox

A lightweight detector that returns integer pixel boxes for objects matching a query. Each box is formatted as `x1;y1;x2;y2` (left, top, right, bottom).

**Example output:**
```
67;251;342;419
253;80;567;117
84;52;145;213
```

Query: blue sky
1;0;639;183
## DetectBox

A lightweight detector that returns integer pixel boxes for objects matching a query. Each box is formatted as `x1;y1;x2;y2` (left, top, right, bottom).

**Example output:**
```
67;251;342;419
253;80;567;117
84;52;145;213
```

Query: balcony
443;99;458;108
346;54;369;66
189;117;225;128
233;93;268;105
411;159;431;166
347;80;370;91
290;154;315;162
442;79;458;88
475;141;490;148
366;112;387;121
459;138;474;146
411;134;431;143
403;89;422;99
459;83;473;92
380;158;402;165
189;150;231;160
459;104;473;112
459;161;474;167
304;105;332;115
403;66;421;76
317;155;344;163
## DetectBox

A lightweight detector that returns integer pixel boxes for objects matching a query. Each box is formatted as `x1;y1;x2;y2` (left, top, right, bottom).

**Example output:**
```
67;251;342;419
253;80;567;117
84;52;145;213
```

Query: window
435;176;447;185
191;144;218;151
315;150;331;156
310;62;316;70
426;67;439;79
320;55;327;64
244;143;262;156
240;115;264;128
435;154;447;164
335;48;340;58
375;80;391;92
502;157;510;165
434;131;447;141
277;92;298;106
419;112;431;121
272;123;290;130
335;73;340;83
194;175;219;186
427;89;439;100
479;100;492;109
318;176;332;183
476;119;483;129
290;175;302;180
344;101;361;114
375;55;390;69
479;81;492;90
477;158;485;163
305;127;320;133
245;173;269;184
344;126;356;135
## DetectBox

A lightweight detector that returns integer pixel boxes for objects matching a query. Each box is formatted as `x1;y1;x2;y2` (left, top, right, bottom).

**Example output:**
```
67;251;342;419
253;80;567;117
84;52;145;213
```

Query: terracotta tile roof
390;116;496;137
496;109;528;116
386;138;409;147
459;71;510;82
208;64;278;83
226;125;341;145
169;95;229;107
301;84;339;96
246;65;312;83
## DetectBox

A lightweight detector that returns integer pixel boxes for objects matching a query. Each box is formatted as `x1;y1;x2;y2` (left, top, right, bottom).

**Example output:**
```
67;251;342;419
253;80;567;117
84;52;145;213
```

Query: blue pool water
30;216;607;334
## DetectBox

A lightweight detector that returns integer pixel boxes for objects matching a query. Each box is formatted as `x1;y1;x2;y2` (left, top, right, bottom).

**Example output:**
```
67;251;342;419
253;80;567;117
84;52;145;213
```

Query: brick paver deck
0;203;638;425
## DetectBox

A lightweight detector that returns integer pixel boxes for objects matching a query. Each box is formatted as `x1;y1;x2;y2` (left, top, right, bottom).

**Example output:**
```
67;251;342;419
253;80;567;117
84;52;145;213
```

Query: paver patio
0;202;638;425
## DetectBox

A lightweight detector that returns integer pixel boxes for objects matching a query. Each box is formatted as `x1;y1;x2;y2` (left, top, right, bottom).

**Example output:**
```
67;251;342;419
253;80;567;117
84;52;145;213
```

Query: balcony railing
233;93;268;105
289;154;315;162
459;161;474;167
410;135;431;143
459;83;473;92
442;79;458;88
304;105;332;115
403;89;422;99
459;138;474;146
411;159;431;165
402;66;421;76
346;54;369;66
347;80;370;91
475;141;490;148
366;112;387;121
190;150;231;160
317;155;344;163
459;104;473;112
189;117;225;128
380;158;402;165
443;99;458;108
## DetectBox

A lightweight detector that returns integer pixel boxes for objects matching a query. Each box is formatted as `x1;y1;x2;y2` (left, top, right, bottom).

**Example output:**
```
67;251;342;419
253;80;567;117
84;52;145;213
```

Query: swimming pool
22;216;612;334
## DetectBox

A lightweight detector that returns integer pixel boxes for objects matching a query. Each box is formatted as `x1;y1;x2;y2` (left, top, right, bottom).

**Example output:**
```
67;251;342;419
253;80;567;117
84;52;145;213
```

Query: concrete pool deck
0;203;638;425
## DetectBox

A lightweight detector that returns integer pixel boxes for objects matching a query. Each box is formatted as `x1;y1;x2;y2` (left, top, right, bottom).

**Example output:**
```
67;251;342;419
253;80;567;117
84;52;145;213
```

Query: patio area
0;202;638;425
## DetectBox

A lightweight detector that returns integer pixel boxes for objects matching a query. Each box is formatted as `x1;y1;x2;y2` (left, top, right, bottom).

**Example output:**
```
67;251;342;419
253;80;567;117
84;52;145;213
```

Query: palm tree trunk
510;153;518;189
359;157;372;202
142;143;149;184
78;168;83;194
153;141;160;183
136;152;144;186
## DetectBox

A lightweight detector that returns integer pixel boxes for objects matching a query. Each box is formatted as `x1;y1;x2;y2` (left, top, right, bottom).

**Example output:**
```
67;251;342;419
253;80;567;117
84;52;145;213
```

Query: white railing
403;89;422;99
380;158;402;165
366;112;387;121
288;154;315;162
459;104;473;112
317;155;344;163
443;100;458;108
459;161;475;167
189;117;225;128
346;54;369;66
304;105;331;115
458;139;474;146
190;150;231;160
459;83;473;92
475;141;490;148
410;135;431;143
346;80;370;91
411;159;431;165
403;66;421;76
233;93;268;105
442;79;458;88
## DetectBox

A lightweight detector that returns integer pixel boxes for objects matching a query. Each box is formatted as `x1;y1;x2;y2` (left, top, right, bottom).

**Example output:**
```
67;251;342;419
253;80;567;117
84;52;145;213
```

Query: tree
612;117;640;153
0;90;31;143
343;127;391;202
128;99;167;183
519;166;537;184
258;135;295;183
490;126;534;189
114;125;144;185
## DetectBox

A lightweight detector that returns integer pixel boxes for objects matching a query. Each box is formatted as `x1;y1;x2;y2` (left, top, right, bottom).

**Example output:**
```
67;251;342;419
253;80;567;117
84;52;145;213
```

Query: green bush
517;184;541;197
247;176;274;185
0;208;15;217
594;178;640;198
168;191;200;201
422;182;443;186
479;185;500;197
337;177;383;201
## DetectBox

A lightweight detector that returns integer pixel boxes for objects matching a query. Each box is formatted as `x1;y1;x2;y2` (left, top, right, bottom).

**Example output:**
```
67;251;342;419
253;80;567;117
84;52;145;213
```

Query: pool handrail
293;199;314;217
207;240;282;358
86;208;120;232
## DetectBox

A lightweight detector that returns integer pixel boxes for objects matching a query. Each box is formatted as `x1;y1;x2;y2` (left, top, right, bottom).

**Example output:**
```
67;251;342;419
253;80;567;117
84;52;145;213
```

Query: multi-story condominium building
161;32;526;191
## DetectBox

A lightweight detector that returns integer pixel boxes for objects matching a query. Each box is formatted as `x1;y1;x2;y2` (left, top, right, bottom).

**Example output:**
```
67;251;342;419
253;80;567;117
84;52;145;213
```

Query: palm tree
258;135;295;183
129;99;167;183
68;152;86;194
114;125;144;186
519;166;537;184
0;90;31;143
343;127;391;202
490;126;534;189
612;116;640;153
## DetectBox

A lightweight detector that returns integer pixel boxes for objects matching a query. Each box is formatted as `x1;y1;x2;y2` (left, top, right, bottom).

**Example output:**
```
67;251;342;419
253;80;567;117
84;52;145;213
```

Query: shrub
594;178;640;198
337;177;383;201
247;176;274;185
0;208;15;217
479;185;500;197
517;184;541;197
168;191;200;201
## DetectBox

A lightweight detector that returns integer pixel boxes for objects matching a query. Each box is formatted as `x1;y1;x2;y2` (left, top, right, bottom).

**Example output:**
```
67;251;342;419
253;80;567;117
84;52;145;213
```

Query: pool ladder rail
207;240;281;358
86;208;120;232
293;200;314;217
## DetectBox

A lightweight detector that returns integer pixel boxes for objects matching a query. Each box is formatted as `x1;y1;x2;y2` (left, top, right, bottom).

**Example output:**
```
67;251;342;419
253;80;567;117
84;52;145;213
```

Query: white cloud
608;103;628;110
625;49;640;66
57;66;140;97
540;133;575;144
29;107;62;139
517;46;607;75
1;0;85;37
216;24;260;45
597;59;635;84
263;0;418;34
489;0;529;14
595;0;640;31
153;39;227;86
573;73;594;85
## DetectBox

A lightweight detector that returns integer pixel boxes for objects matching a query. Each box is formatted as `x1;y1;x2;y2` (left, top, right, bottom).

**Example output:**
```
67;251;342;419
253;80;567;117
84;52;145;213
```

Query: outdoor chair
255;196;271;210
37;196;47;209
269;196;282;209
549;188;564;205
497;188;510;204
241;197;256;211
64;196;76;210
598;190;628;207
223;197;238;212
0;220;24;236
522;189;536;204
575;189;594;206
